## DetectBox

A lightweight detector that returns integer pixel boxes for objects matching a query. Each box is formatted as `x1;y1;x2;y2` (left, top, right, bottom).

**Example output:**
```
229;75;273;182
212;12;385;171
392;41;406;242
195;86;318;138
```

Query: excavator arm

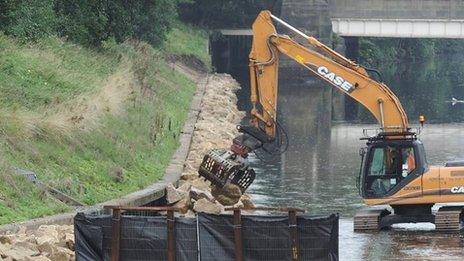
199;11;409;193
249;11;408;140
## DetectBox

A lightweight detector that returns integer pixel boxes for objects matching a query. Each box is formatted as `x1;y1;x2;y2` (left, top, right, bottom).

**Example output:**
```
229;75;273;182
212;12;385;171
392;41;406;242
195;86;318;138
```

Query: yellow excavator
199;11;464;231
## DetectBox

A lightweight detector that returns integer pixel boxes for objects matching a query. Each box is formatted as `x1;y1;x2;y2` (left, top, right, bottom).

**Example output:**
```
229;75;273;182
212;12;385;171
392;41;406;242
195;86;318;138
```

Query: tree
106;0;178;47
56;0;179;47
0;0;57;41
179;0;282;28
55;0;108;46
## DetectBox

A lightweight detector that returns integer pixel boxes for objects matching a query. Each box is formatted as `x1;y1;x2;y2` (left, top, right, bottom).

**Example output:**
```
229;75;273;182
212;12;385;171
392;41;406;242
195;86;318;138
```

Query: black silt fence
74;208;338;261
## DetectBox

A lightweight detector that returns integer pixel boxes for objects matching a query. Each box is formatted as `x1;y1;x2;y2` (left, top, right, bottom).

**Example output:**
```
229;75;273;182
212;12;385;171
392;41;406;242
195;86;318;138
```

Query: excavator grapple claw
198;149;255;192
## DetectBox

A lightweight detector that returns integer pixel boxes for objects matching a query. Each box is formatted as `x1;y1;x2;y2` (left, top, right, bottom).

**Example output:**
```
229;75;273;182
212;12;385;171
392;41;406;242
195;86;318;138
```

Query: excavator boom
249;11;408;139
200;10;410;192
199;10;412;194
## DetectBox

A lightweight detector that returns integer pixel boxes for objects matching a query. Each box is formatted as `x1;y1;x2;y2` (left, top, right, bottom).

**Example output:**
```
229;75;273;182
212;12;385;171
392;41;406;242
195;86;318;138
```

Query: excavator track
353;208;390;231
434;206;463;231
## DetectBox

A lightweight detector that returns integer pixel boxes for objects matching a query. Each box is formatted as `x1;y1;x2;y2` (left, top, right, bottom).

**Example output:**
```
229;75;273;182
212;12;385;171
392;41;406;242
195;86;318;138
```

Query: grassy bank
0;23;209;224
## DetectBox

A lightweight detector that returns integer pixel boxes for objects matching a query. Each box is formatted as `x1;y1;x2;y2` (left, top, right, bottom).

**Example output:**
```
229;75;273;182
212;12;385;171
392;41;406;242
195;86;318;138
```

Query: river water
247;123;464;260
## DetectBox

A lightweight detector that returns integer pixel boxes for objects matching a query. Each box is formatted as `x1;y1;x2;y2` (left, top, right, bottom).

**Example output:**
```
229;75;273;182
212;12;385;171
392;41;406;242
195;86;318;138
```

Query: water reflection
358;38;464;123
249;123;366;216
249;123;464;215
248;123;464;260
274;59;333;207
339;219;464;260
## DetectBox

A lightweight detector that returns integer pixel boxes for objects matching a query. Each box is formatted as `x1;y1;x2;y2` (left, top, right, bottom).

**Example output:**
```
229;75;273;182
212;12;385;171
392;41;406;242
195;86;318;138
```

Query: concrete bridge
331;0;464;38
219;0;464;38
277;0;464;122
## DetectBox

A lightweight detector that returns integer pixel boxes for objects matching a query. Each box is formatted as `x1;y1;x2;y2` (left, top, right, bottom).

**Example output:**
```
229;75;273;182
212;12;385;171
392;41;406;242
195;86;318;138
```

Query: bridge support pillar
343;36;360;121
279;0;332;175
331;36;346;122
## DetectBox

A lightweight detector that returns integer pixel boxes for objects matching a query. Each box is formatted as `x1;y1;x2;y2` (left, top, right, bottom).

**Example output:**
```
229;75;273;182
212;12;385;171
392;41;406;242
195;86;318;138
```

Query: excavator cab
359;134;428;199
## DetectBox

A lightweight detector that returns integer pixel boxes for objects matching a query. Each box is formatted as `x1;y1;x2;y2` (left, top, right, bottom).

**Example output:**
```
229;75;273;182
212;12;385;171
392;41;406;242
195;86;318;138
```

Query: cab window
401;147;416;177
365;144;418;197
368;146;399;176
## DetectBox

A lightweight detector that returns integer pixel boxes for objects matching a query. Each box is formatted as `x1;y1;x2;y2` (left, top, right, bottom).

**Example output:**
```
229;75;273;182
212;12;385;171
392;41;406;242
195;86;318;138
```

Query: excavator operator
402;148;416;176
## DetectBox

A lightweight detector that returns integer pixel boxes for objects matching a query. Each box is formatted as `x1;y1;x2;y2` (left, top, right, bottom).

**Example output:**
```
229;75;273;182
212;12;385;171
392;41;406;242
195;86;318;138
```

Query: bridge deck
332;18;464;38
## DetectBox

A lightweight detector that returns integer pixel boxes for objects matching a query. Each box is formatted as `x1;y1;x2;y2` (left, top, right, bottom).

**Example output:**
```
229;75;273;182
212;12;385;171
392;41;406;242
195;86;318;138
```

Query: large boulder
3;246;39;260
189;187;214;202
193;198;224;214
183;210;196;218
190;178;210;191
35;226;60;244
48;246;74;261
211;184;242;206
240;194;255;209
166;183;183;204
0;236;12;245
60;233;75;251
36;235;58;247
0;243;11;256
177;181;192;194
173;198;191;214
37;241;56;255
12;241;39;253
180;172;197;181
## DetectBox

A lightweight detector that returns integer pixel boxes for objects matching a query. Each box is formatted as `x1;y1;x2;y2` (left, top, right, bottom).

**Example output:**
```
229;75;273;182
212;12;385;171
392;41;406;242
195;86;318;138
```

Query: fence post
289;210;299;261
111;209;121;261
233;209;244;261
167;210;176;261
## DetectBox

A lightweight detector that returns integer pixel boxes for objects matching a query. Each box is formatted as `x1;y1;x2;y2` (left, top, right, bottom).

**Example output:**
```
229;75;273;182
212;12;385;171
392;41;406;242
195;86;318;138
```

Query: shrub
0;0;57;41
56;0;179;47
55;0;108;46
178;0;282;28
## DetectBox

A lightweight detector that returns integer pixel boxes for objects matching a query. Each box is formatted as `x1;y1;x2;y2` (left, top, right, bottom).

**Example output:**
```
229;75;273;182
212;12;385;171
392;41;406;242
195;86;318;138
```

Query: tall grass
164;22;211;67
0;153;68;224
0;23;208;224
0;34;119;111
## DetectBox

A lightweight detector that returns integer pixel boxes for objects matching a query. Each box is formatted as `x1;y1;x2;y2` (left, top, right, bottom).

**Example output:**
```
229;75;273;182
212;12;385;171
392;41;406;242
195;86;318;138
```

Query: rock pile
172;73;254;215
0;225;74;261
182;73;245;180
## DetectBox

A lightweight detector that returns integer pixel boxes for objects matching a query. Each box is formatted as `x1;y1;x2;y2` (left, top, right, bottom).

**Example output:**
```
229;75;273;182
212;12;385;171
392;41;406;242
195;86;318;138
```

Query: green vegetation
0;16;209;224
179;0;282;28
0;0;57;41
0;160;68;225
1;0;182;47
0;35;118;110
358;38;464;123
165;22;211;66
56;0;180;47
